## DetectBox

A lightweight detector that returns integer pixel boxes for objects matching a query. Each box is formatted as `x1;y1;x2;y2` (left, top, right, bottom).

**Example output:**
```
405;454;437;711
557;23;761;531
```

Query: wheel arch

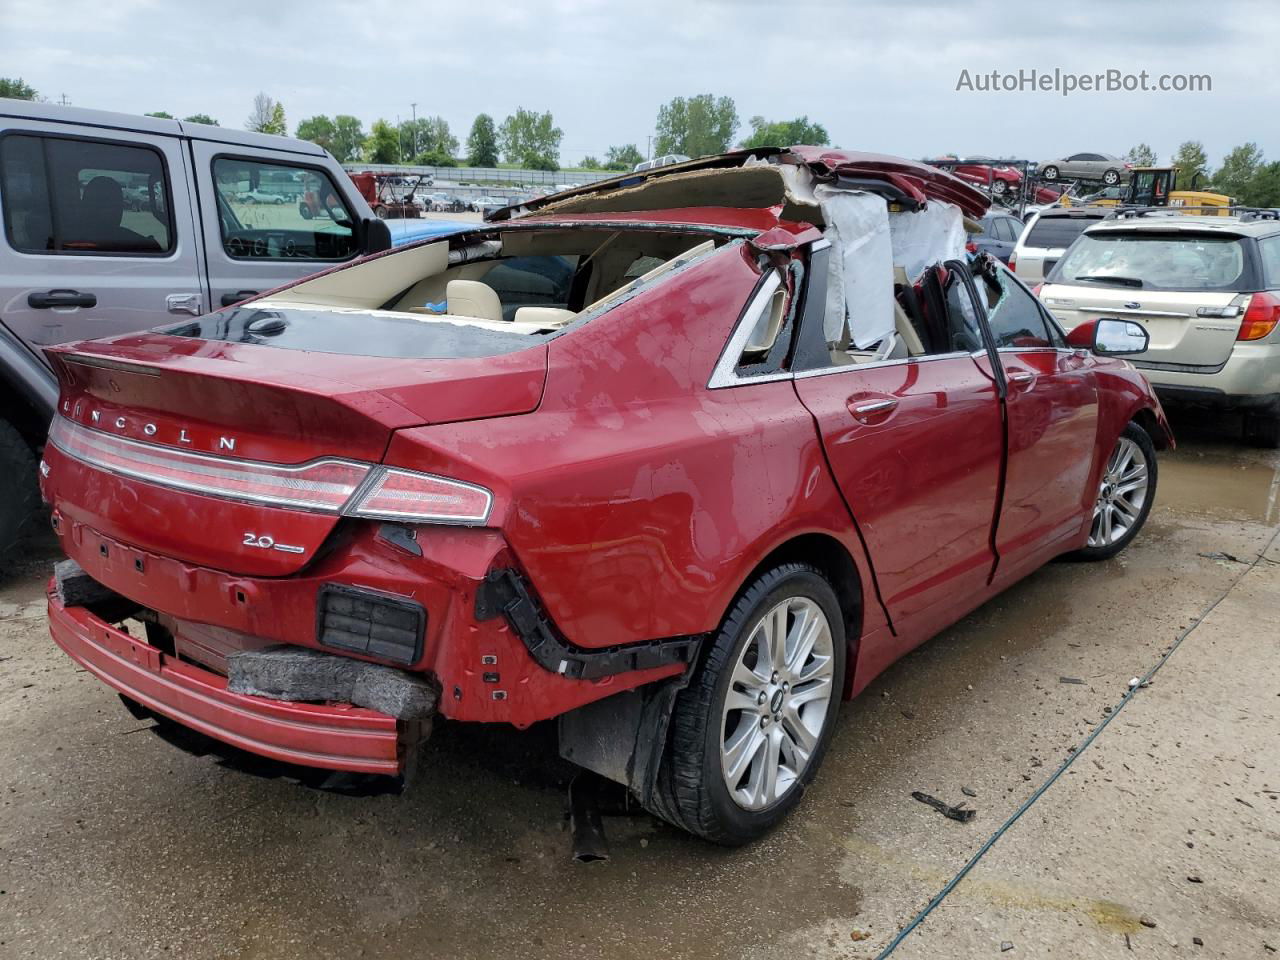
1131;405;1172;450
728;531;866;697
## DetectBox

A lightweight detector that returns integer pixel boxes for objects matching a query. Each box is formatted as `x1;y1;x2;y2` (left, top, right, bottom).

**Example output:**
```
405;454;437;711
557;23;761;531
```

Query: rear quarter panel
382;242;886;650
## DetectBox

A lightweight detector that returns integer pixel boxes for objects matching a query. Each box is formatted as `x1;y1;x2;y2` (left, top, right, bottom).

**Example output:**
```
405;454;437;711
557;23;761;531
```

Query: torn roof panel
490;145;991;228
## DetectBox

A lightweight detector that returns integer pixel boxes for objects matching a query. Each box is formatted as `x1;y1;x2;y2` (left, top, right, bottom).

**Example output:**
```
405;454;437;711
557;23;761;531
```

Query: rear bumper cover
47;584;404;774
1154;385;1280;415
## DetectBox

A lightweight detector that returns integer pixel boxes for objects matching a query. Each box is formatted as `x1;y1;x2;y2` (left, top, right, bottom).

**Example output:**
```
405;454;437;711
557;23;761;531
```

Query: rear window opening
165;227;722;359
1051;231;1255;292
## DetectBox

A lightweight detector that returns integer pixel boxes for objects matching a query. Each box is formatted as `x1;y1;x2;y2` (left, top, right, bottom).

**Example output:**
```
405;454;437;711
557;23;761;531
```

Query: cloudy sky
3;0;1279;168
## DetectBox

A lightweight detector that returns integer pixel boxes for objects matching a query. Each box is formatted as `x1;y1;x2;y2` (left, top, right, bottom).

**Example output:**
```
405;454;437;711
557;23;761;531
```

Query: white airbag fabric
889;202;967;283
816;186;895;349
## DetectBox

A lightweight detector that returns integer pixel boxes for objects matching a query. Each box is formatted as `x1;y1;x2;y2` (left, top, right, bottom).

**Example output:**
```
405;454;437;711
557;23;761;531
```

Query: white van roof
0;100;328;157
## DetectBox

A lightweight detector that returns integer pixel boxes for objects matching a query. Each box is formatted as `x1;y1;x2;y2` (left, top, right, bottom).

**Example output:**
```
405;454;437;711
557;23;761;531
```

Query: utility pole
647;135;652;160
57;93;71;106
410;103;418;160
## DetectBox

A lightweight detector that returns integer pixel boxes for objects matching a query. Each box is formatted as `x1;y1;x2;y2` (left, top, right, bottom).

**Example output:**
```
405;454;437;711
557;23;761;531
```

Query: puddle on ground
1157;450;1280;524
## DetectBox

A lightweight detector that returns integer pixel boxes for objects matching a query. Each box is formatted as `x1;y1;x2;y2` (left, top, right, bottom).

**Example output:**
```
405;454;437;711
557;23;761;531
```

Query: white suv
1011;207;1109;282
1039;211;1280;446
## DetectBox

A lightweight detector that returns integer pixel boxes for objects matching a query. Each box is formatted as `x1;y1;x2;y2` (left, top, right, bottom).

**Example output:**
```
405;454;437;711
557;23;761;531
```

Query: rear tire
1244;412;1280;448
645;563;846;845
1042;165;1060;181
1070;422;1157;561
1103;168;1121;185
299;203;312;219
0;420;39;560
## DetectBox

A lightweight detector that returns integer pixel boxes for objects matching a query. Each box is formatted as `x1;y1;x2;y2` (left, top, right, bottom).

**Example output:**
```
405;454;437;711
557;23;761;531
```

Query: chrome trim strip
793;351;974;379
707;271;785;390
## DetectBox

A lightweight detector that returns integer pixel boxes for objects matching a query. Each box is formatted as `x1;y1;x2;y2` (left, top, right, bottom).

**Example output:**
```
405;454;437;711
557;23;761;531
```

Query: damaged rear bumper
47;584;406;775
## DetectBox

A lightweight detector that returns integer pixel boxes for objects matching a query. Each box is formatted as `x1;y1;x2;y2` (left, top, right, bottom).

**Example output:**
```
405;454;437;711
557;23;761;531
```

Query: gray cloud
1;0;1275;167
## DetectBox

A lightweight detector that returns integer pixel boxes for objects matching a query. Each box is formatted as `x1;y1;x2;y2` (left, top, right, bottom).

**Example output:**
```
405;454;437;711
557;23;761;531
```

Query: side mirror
360;217;392;255
1065;317;1149;355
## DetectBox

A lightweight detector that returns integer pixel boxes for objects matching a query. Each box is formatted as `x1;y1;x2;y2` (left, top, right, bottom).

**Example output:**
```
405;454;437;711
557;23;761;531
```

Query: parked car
237;189;287;204
1010;207;1110;281
39;147;1169;845
0;100;391;556
1039;153;1131;185
928;156;1062;205
634;154;691;172
1040;211;1280;446
970;211;1024;263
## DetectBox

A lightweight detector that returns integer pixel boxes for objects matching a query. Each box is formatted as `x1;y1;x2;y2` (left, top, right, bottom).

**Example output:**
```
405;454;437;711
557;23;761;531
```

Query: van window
0;134;174;255
1024;216;1103;251
211;157;357;261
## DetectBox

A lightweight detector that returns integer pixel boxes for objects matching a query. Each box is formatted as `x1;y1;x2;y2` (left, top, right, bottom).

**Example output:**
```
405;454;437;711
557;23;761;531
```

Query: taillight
48;416;370;511
1031;282;1044;297
1237;291;1280;341
346;467;492;524
1009;254;1018;272
48;416;494;524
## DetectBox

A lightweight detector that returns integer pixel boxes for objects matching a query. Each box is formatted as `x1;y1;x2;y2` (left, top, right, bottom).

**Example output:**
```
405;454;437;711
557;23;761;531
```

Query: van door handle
221;290;259;306
28;289;96;309
166;293;204;316
847;397;899;422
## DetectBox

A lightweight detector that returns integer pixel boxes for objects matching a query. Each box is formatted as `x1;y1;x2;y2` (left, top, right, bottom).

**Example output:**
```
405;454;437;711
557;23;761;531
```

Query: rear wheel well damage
557;532;865;803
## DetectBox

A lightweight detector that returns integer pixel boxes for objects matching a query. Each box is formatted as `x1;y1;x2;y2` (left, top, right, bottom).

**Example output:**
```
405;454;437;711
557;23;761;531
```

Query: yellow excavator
1059;166;1233;215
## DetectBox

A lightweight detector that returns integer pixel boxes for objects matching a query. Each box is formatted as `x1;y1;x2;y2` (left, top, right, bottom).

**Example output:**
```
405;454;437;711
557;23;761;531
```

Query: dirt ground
1;413;1277;960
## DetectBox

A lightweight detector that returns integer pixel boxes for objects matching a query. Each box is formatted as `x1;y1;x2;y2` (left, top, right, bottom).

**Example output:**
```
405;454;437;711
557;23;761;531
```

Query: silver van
0;101;390;556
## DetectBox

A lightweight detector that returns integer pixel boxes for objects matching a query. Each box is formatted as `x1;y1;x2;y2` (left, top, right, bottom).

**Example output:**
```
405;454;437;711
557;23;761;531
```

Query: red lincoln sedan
40;147;1171;844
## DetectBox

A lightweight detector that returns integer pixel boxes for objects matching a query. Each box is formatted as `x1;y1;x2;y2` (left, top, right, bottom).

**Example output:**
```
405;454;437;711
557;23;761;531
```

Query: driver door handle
28;289;96;309
166;293;204;316
848;397;899;422
221;290;259;306
1007;370;1035;385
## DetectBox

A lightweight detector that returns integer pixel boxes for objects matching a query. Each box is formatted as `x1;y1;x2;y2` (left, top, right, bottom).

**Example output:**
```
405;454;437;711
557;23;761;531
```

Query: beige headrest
513;306;576;328
447;280;504;323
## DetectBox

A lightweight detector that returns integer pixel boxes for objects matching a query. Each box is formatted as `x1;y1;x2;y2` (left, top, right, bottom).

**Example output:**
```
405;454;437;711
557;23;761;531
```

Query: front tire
1071;422;1157;561
646;563;846;845
992;179;1008;196
1244;412;1280;448
1103;168;1121;185
1042;165;1060;180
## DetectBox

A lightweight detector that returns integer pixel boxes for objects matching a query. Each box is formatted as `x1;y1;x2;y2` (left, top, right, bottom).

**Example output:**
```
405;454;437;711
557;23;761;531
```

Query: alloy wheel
720;597;835;811
1088;435;1149;547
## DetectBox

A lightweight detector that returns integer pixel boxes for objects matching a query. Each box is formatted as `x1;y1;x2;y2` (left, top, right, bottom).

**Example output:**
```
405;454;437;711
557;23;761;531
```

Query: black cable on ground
875;526;1280;959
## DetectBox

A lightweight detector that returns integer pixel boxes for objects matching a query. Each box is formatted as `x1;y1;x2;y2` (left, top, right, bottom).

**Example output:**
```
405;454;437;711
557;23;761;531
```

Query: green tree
498;108;563;171
1124;143;1157;167
1214;142;1264;201
466;113;499;167
580;155;602;169
401;116;457;162
1244;161;1280;207
654;94;738;158
603;143;645;170
263;102;287;136
0;77;38;100
741;115;829;149
296;115;338;154
364;119;401;163
183;113;218;126
331;115;365;163
145;110;174;119
1171;140;1209;191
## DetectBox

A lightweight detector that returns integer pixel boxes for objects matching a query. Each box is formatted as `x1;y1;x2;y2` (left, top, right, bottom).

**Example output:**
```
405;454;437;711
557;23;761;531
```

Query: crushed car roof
487;145;990;227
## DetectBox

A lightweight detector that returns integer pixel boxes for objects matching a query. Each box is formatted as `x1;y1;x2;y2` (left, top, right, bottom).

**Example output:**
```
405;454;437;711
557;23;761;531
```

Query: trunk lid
1042;227;1257;368
45;321;547;575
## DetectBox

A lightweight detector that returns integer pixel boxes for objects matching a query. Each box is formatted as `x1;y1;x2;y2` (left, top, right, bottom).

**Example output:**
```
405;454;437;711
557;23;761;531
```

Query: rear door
976;263;1099;565
1042;228;1252;368
0;121;203;356
187;139;362;309
793;260;1005;638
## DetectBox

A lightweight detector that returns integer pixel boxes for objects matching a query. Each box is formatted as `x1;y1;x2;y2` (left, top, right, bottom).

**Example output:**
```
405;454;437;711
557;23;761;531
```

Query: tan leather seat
513;306;576;327
446;280;504;322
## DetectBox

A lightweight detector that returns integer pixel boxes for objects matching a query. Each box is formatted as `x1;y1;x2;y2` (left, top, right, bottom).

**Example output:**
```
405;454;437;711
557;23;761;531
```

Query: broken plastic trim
475;568;701;680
